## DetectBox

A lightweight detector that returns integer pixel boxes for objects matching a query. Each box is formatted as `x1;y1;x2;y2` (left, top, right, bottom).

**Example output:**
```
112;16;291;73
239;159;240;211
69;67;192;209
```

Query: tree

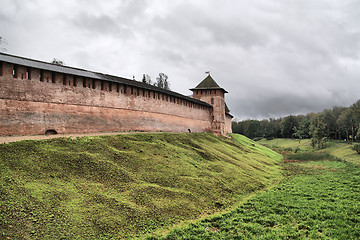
310;114;327;149
337;108;355;142
281;115;298;138
154;73;170;90
262;119;280;139
293;118;310;140
350;100;360;140
51;58;65;66
243;120;262;139
331;106;346;140
142;74;152;85
0;36;7;52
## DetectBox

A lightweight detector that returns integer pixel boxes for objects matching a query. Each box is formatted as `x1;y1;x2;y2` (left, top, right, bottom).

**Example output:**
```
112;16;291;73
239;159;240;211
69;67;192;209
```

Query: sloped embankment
0;133;282;239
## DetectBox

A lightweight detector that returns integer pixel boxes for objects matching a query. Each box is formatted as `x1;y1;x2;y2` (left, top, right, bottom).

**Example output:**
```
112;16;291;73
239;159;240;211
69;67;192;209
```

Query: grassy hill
258;138;360;166
0;133;282;239
156;138;360;239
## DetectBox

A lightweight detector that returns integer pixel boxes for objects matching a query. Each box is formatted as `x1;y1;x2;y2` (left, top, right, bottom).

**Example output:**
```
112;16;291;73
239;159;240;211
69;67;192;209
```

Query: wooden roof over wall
0;52;211;108
190;74;228;93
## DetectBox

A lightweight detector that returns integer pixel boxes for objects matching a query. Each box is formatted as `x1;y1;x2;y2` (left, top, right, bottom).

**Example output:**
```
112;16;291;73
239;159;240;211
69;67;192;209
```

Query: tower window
211;98;214;105
13;65;18;78
52;72;55;83
0;62;3;76
40;70;44;82
26;67;31;80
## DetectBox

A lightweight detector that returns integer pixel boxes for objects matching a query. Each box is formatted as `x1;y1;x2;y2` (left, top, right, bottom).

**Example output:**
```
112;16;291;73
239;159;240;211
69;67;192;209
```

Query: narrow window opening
40;70;44;82
0;62;3;76
83;78;87;87
148;90;150;98
211;98;214;105
116;83;119;93
52;72;56;83
63;74;66;85
92;79;96;89
101;81;104;90
26;67;31;80
13;65;18;78
109;82;112;92
124;85;127;94
73;76;77;86
215;90;216;94
200;90;203;95
131;87;133;95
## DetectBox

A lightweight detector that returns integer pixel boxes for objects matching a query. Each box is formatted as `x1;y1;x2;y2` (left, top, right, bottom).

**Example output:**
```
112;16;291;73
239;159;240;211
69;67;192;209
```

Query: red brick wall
225;114;232;134
192;89;227;134
0;62;212;136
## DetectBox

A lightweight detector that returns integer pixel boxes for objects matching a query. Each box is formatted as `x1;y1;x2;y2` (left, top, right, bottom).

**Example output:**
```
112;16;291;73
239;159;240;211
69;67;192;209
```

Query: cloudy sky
1;0;359;120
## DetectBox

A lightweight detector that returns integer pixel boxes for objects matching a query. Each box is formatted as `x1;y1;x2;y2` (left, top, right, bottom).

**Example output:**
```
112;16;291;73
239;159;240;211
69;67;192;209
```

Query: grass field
0;133;282;239
258;138;360;166
155;141;360;239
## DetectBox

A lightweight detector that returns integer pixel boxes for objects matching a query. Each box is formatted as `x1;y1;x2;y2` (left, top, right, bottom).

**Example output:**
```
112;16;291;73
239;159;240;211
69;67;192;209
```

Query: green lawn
0;133;282;239
155;150;360;239
259;138;360;166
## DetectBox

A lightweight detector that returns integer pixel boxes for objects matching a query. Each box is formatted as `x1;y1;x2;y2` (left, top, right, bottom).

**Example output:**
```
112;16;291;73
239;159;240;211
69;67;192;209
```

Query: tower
191;74;231;134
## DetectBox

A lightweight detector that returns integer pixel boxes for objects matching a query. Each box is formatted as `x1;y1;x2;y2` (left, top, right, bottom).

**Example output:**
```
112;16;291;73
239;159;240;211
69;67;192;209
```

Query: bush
353;144;360;154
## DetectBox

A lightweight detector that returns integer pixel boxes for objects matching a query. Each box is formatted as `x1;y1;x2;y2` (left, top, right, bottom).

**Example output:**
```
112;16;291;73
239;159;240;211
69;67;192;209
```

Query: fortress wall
0;62;212;136
0;62;211;121
225;114;232;134
0;99;211;135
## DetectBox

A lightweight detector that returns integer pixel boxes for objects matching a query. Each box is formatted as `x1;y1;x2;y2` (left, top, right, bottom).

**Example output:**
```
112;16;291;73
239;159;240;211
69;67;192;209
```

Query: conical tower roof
190;74;228;93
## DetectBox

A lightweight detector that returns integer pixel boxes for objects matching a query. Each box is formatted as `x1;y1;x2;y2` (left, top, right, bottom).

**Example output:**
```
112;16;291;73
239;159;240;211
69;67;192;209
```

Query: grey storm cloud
1;0;360;120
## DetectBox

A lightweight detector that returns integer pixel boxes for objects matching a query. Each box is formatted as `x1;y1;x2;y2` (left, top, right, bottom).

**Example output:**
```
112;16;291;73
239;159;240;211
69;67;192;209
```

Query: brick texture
0;62;217;136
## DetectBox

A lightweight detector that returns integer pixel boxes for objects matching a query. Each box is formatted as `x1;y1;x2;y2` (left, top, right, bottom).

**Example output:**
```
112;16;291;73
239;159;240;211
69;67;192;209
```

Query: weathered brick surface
225;114;232;134
192;89;227;134
0;62;215;136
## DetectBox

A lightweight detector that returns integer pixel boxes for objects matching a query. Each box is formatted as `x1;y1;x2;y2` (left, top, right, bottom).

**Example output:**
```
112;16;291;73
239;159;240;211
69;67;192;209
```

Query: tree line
142;73;170;90
232;99;360;147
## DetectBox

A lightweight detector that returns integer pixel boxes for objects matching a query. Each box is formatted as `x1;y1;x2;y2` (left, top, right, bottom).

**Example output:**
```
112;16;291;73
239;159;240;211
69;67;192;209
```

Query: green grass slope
259;138;360;166
158;156;360;239
0;133;282;239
